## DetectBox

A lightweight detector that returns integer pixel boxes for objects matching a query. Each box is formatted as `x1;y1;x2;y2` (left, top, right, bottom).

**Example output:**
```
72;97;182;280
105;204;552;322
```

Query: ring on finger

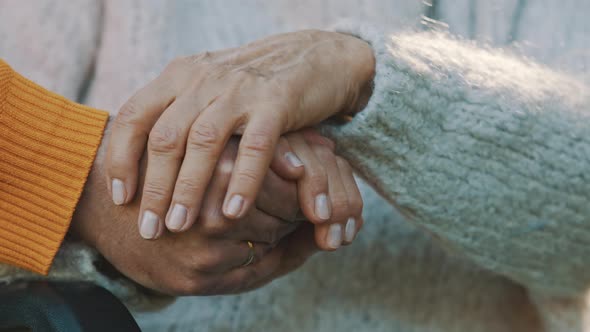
241;241;256;267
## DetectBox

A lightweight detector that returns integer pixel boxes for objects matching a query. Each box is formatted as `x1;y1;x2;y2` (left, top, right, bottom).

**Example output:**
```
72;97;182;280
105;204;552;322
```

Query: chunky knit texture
324;25;590;296
0;60;108;274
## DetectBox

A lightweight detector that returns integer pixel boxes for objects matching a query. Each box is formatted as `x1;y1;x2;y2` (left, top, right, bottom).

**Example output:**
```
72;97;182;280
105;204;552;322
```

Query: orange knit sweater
0;59;108;275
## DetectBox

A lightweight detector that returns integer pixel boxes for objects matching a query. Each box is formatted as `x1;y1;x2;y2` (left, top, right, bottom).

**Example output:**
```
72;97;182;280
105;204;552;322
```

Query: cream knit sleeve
322;25;590;296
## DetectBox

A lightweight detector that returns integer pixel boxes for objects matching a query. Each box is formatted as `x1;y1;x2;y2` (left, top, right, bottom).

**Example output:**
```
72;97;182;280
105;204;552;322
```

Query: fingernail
284;152;303;168
111;179;126;205
139;210;159;239
225;195;244;218
345;217;356;242
167;204;187;231
314;194;331;221
327;224;342;249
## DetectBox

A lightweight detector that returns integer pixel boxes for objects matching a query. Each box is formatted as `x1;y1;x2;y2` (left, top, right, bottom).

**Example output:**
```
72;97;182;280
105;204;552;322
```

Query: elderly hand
71;125;317;295
272;129;364;250
104;30;374;238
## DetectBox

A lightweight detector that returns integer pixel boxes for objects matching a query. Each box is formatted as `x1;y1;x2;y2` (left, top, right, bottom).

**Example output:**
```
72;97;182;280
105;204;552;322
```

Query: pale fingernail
139;210;159;239
345;217;356;242
314;194;331;221
284;152;303;168
225;195;244;218
327;224;342;249
167;204;187;231
111;179;126;205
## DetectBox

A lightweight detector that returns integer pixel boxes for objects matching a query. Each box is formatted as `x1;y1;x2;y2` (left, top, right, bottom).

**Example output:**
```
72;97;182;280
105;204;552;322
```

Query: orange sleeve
0;59;109;275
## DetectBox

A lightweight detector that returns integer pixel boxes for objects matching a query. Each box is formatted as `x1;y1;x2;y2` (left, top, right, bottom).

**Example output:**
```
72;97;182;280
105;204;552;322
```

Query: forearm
323;26;590;295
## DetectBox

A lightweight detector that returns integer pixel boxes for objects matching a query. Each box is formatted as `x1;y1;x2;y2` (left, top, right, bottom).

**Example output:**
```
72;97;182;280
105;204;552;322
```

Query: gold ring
241;241;255;267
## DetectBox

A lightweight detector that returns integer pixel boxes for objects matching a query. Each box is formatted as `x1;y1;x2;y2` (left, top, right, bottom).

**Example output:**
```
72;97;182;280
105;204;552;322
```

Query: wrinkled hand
105;30;375;239
71;125;317;295
272;129;364;250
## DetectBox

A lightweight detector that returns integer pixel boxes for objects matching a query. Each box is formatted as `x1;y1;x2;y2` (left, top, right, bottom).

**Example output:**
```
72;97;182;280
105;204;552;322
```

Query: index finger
106;76;176;205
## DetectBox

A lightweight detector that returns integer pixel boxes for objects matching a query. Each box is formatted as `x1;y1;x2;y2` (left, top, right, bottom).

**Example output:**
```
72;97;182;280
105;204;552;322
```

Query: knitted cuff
0;59;108;275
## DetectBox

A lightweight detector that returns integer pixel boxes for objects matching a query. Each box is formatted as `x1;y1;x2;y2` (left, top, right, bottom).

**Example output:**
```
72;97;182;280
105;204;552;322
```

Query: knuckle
148;125;183;155
308;173;328;190
141;182;169;202
174;177;202;197
116;99;143;127
236;168;260;185
107;149;134;171
187;122;221;151
331;195;350;220
331;193;349;210
242;132;274;154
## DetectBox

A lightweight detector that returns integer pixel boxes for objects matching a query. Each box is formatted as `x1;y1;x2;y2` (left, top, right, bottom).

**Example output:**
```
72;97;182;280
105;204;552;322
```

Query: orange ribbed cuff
0;60;108;275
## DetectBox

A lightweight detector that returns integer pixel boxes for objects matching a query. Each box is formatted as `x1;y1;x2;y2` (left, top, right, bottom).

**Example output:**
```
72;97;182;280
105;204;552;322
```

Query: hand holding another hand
105;30;374;238
71;129;317;295
272;129;363;250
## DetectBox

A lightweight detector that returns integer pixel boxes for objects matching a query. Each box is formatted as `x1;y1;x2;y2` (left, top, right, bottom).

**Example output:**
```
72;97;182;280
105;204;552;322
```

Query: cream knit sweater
1;1;589;331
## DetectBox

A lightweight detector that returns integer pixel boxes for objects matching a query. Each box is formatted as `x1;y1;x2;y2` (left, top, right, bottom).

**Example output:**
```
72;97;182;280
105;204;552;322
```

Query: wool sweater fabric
0;60;108;274
1;1;590;332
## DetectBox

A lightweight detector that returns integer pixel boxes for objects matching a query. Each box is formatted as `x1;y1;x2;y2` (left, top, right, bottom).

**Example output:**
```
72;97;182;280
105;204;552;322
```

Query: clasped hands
71;30;375;296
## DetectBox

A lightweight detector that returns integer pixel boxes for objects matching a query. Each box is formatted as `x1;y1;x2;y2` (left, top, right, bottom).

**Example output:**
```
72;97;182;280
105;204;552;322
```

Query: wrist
337;32;375;115
70;118;112;248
